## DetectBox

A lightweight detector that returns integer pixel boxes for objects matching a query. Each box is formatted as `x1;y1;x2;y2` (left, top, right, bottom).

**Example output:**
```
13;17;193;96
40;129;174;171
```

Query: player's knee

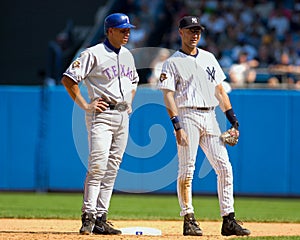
178;172;193;182
215;166;233;180
87;167;106;180
177;175;193;189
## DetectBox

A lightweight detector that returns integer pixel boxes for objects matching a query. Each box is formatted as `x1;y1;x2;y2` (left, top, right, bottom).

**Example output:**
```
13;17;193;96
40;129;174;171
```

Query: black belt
190;106;215;111
92;98;129;112
108;104;116;110
108;102;129;112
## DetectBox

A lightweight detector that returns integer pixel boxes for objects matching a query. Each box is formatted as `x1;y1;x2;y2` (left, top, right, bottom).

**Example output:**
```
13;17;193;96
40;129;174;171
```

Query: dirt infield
0;219;300;240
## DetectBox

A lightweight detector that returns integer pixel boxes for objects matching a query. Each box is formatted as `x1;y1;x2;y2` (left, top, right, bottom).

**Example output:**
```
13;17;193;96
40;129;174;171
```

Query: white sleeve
63;50;95;83
157;60;176;92
212;54;227;84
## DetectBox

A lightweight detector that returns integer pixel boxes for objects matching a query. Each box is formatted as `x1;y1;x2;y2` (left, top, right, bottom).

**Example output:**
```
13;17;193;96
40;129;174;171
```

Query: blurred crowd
48;0;300;89
121;0;300;89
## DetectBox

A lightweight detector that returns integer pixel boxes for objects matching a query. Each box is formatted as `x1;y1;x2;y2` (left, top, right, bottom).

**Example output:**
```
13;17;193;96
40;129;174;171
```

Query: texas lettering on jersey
103;64;134;81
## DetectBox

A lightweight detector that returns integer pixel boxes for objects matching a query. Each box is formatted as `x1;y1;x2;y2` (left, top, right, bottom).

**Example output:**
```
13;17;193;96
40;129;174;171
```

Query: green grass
0;192;82;219
0;192;300;223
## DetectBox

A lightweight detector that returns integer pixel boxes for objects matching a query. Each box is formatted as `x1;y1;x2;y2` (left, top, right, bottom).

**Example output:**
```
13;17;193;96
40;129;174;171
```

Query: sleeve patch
72;60;80;69
159;73;168;82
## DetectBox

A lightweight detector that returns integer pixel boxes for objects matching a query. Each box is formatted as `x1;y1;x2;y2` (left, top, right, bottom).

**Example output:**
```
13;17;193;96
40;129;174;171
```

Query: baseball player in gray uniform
61;13;139;235
158;16;250;236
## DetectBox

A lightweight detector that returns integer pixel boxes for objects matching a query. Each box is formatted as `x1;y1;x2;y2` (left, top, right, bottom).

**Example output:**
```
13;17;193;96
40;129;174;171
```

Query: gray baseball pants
82;110;129;217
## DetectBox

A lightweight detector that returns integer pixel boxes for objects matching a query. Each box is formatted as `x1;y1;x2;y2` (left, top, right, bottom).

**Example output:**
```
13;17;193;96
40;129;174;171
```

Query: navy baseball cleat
92;213;122;235
79;212;95;235
183;213;203;236
221;213;251;236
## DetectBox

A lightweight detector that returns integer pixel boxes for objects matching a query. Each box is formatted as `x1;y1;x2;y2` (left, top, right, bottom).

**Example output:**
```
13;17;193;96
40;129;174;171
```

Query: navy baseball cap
178;16;204;30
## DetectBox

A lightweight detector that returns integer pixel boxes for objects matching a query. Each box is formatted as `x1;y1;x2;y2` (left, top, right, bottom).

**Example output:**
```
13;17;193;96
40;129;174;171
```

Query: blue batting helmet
104;13;135;33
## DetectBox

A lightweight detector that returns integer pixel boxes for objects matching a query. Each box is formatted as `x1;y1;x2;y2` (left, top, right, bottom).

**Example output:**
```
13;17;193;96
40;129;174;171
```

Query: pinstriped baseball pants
177;107;234;217
82;110;129;216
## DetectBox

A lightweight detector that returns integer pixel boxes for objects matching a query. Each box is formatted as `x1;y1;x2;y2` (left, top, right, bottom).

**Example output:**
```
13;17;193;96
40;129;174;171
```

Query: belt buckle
115;101;129;112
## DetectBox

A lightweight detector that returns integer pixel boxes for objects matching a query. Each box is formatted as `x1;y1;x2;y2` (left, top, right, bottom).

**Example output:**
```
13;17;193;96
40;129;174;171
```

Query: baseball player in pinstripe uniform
158;16;250;236
61;13;139;235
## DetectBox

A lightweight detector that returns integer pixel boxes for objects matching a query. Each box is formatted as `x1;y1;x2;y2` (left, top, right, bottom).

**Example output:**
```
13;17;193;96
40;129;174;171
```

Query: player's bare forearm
162;89;188;146
62;76;108;112
215;84;232;112
131;88;137;102
162;89;178;117
61;76;89;111
216;83;239;129
126;88;137;114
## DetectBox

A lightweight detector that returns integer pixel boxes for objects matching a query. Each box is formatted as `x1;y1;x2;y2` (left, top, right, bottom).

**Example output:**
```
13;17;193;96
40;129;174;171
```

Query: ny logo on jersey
206;66;216;82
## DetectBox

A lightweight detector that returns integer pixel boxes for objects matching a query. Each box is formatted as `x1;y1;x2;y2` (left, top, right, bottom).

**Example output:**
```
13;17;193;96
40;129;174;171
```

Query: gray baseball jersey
64;43;139;104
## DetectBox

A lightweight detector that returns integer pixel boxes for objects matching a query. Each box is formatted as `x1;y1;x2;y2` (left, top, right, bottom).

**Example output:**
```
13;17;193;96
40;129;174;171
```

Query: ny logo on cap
192;17;198;23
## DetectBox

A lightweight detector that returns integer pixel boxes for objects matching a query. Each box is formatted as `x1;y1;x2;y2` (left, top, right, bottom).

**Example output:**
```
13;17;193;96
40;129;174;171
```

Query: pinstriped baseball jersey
63;43;139;104
158;46;235;218
158;48;226;108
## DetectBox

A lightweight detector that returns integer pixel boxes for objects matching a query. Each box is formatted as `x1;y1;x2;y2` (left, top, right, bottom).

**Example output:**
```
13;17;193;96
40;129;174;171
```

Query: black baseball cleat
221;212;251;236
79;212;96;235
92;213;122;235
183;213;203;236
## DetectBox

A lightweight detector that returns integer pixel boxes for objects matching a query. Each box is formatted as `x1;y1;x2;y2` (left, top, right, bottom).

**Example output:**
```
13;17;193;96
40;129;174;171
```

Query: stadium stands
47;0;300;88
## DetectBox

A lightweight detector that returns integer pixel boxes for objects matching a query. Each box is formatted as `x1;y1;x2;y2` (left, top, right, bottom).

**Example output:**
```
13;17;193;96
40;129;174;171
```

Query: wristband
170;116;182;131
225;108;239;129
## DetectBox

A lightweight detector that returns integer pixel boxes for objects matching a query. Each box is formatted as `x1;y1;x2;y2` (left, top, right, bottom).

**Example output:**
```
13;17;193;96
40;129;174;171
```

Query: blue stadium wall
0;86;299;196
